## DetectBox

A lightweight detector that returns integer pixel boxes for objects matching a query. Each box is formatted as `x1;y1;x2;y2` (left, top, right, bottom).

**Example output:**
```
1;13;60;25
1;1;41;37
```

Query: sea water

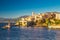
0;23;60;40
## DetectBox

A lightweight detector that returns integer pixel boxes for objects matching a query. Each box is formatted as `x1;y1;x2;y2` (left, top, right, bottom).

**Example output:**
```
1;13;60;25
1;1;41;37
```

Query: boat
2;20;11;29
2;24;10;29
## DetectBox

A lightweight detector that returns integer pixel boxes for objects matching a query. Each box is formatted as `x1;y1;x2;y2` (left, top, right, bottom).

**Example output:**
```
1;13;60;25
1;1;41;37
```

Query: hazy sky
0;0;60;18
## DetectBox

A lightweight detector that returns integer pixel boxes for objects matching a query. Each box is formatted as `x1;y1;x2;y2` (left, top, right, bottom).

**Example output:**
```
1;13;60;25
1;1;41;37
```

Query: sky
0;0;60;18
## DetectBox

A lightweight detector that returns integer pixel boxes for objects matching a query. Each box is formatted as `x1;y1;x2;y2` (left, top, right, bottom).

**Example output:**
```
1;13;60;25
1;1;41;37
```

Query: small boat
2;24;10;29
2;20;10;29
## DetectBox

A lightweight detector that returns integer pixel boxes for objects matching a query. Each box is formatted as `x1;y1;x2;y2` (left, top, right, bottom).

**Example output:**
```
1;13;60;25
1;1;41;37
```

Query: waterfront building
19;18;27;27
19;20;27;27
16;12;60;27
55;12;60;20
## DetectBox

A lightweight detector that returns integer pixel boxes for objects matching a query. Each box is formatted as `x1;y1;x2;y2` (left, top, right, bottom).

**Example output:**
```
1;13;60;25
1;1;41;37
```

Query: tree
27;21;36;27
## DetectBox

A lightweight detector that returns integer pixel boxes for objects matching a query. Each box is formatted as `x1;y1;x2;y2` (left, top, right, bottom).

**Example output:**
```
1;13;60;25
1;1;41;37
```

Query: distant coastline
1;12;60;29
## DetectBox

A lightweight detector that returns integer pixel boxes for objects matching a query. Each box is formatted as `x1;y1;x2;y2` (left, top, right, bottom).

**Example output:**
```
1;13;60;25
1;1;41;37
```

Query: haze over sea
0;23;60;40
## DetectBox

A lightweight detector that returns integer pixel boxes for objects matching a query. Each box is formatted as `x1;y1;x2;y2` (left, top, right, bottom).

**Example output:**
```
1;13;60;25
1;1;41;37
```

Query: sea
0;23;60;40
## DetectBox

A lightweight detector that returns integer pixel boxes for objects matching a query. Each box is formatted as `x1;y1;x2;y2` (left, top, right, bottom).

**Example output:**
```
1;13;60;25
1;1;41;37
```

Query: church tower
32;12;35;16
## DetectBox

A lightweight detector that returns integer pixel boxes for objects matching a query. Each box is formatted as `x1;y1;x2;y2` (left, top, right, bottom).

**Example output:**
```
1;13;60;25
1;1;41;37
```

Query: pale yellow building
31;12;43;21
19;20;27;27
55;13;60;20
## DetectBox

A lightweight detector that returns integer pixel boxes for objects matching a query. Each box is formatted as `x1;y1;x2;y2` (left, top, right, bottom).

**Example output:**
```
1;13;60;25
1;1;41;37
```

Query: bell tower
32;12;35;16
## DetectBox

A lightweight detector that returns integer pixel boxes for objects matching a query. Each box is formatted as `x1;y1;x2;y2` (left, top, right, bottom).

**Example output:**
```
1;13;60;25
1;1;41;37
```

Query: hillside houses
15;12;60;27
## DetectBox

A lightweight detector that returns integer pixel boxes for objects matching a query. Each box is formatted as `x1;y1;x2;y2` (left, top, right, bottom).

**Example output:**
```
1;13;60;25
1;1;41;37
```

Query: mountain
0;18;16;23
0;15;29;23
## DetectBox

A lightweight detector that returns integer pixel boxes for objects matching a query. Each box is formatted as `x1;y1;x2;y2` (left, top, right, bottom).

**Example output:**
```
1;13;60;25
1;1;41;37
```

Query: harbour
1;0;60;40
0;23;60;40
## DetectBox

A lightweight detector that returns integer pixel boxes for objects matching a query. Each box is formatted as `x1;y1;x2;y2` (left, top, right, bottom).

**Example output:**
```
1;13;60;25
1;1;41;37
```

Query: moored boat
2;24;10;29
2;20;11;29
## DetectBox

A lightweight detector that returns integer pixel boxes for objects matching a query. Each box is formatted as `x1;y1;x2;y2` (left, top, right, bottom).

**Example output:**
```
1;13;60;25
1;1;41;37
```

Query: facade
19;20;27;27
55;13;60;19
19;18;27;27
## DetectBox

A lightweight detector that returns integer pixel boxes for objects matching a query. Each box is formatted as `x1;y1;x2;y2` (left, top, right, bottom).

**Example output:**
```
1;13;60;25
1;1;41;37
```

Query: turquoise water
0;23;60;40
